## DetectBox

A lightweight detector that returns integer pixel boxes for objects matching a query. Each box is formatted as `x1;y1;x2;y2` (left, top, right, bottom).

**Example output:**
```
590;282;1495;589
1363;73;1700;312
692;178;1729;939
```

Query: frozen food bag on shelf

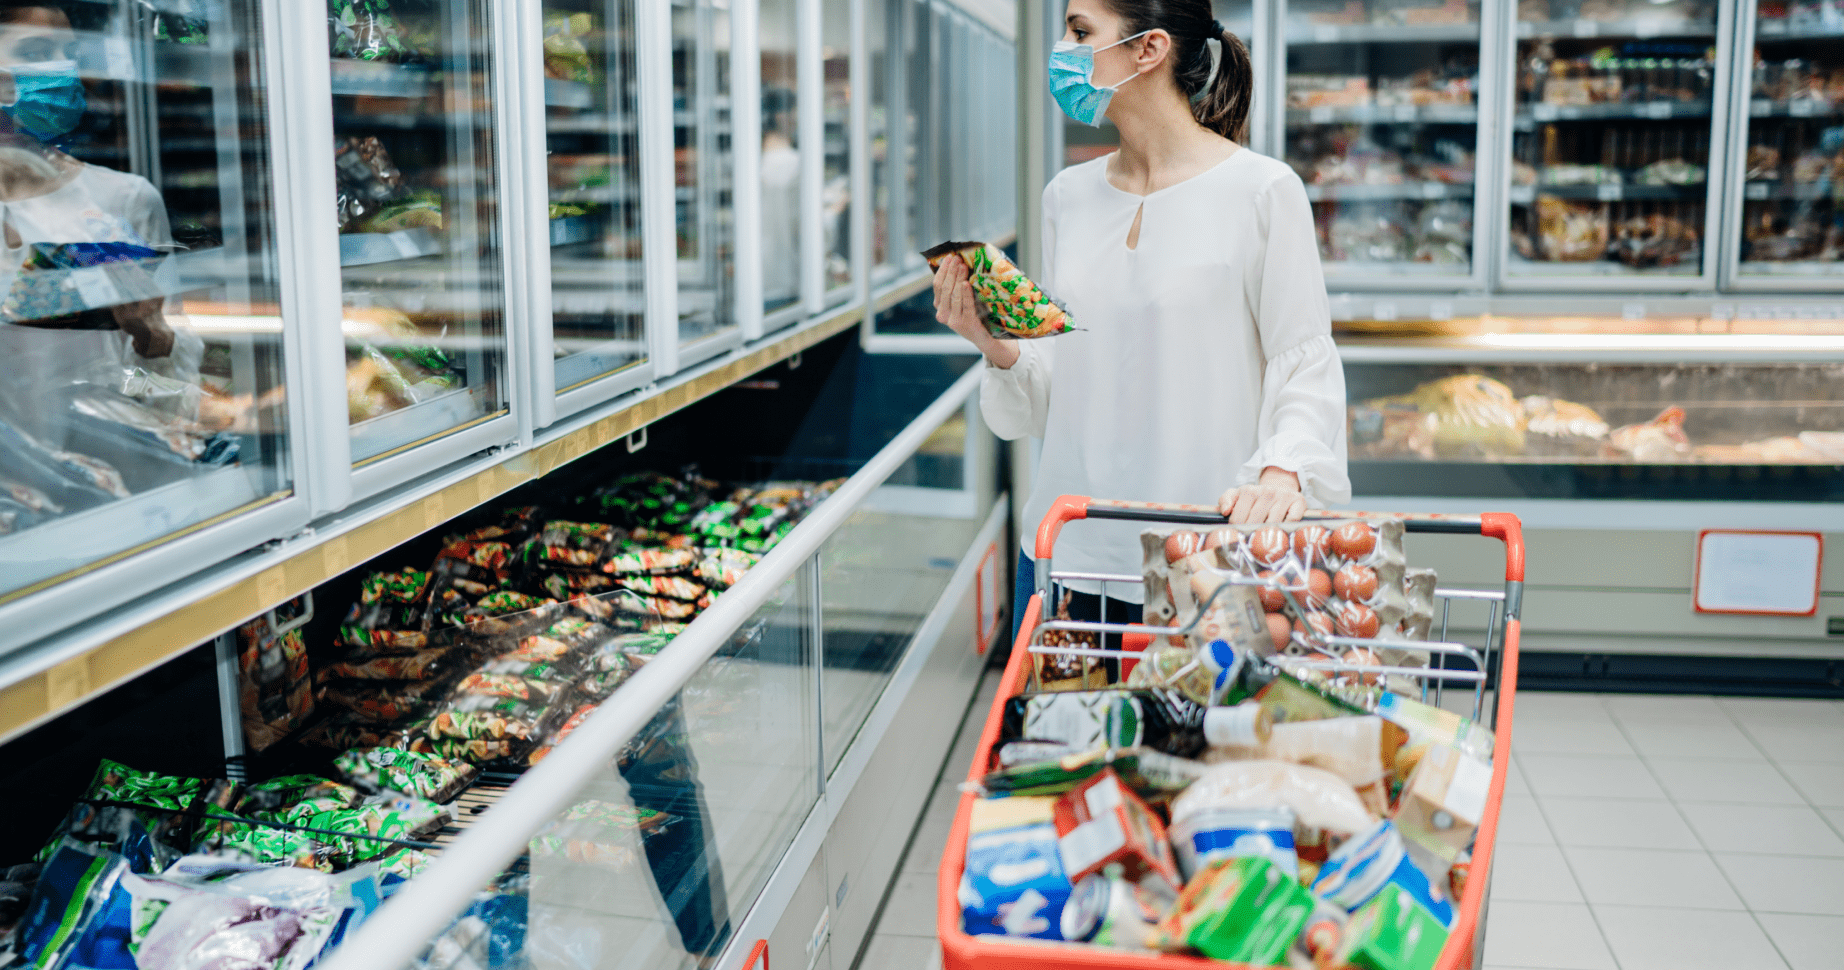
334;746;478;803
960;796;1108;941
922;241;1075;338
37;759;208;862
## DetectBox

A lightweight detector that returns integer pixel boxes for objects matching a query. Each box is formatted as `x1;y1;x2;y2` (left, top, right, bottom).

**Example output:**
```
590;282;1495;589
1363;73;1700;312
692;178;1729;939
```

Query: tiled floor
848;689;1844;970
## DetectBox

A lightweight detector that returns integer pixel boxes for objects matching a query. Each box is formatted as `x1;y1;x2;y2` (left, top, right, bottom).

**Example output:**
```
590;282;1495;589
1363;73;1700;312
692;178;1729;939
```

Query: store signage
1694;531;1822;616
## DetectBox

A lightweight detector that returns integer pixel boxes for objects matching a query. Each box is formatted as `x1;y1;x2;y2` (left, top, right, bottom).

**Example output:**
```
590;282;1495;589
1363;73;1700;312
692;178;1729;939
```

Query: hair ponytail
1101;0;1254;143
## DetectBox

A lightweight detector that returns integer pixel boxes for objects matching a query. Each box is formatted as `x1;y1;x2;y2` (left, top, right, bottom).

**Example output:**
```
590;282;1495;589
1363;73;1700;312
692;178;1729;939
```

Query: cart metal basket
937;495;1526;970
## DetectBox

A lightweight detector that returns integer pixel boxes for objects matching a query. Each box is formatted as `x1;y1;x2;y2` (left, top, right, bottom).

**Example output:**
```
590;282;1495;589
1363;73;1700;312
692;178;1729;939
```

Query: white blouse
984;148;1351;600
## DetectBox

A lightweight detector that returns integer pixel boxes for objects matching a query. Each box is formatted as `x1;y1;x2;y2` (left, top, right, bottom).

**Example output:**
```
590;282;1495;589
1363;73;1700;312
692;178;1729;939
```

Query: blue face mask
1048;30;1149;127
6;60;86;142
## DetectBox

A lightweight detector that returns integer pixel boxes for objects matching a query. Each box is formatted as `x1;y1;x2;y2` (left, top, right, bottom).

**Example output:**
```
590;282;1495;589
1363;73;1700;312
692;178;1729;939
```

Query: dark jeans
618;703;731;956
1013;552;1143;676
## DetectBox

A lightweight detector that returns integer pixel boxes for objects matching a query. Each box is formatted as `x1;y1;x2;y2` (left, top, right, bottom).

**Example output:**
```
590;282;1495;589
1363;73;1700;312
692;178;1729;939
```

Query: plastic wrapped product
435;540;516;582
38;759;208;862
922;241;1075;338
695;548;760;590
314;681;444;726
202;825;329;871
1168;805;1298;880
615;574;706;602
1212;716;1399;816
377;847;435;879
127;862;352;970
539;570;616;601
1149;855;1314;964
334;747;478;803
1312;819;1455;927
1336;882;1450;970
959;797;1107;941
979;747;1208;801
525;704;599;765
453;671;566;705
1171;760;1376;837
1393;743;1490;863
523;521;619;569
236;776;364;819
600;547;698;576
14;842;136;970
360;570;433;606
320;647;455;682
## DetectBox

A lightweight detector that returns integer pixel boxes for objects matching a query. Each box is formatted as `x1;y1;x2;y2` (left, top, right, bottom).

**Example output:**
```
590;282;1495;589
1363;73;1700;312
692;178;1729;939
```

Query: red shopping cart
937;495;1525;970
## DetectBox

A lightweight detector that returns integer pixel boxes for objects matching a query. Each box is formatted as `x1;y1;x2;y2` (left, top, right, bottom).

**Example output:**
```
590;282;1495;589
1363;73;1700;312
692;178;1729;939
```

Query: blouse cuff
1237;431;1350;508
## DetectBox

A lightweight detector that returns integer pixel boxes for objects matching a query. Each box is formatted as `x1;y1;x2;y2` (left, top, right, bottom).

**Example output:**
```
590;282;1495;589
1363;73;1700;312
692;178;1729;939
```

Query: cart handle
1035;496;1525;583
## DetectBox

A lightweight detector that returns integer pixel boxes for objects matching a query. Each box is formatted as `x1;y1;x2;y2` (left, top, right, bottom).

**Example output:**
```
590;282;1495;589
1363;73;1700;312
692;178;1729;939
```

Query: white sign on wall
1694;531;1823;617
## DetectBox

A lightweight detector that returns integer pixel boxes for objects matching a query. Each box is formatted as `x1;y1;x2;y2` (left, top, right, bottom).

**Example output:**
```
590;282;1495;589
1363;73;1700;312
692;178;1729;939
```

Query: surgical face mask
5;60;86;142
1048;30;1150;127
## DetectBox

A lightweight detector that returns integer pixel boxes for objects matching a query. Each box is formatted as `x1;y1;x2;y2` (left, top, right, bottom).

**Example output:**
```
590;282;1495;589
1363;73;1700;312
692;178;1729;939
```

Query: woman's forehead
1065;0;1116;26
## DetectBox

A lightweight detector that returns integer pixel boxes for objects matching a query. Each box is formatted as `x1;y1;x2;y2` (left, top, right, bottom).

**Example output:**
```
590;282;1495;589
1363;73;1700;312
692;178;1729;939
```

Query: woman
932;0;1349;638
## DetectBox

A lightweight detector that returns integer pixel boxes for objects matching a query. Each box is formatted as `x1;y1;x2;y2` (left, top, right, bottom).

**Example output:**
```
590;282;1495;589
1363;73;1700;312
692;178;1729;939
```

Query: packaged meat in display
1521;396;1611;455
1350;376;1526;460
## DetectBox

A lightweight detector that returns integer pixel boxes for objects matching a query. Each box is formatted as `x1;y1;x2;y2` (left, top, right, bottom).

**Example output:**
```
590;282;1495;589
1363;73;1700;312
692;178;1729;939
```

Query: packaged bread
921;241;1075;338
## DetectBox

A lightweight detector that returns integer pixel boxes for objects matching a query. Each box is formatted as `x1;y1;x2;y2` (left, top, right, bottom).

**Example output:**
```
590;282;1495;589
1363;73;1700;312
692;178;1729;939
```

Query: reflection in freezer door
328;0;509;462
0;0;294;600
676;0;740;351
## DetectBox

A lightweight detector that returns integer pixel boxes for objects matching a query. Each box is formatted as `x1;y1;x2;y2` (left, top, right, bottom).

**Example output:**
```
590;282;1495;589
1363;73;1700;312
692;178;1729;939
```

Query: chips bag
922;241;1074;338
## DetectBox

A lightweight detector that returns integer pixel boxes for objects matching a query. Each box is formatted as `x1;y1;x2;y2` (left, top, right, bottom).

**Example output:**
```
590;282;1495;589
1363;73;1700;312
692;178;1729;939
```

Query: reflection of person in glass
0;2;205;482
618;702;731;969
760;87;799;310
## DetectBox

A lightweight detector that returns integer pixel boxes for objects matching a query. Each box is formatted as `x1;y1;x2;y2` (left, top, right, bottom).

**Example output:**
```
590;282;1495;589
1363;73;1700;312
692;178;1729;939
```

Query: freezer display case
1281;0;1486;285
543;0;647;395
1341;324;1844;501
1503;0;1732;286
1724;0;1844;286
761;0;803;316
824;0;854;300
1062;0;1256;166
329;0;509;463
0;1;295;601
675;0;740;354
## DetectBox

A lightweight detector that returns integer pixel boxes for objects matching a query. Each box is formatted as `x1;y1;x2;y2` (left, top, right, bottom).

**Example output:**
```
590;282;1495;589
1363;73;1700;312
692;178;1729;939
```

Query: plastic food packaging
960;797;1107;941
1149;855;1314;964
1393;743;1490;863
320;647;454;682
522;520;620;569
1170;760;1376;836
334;747;478;803
1311;819;1456;927
1211;716;1400;817
1167;805;1299;880
1001;689;1209;759
1336;882;1451;970
980;746;1209;801
1052;769;1182;891
1034;593;1109;692
922;241;1074;338
38;759;207;862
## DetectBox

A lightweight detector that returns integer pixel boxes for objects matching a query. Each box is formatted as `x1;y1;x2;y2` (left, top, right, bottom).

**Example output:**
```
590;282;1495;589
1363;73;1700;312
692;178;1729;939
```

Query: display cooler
0;339;1009;970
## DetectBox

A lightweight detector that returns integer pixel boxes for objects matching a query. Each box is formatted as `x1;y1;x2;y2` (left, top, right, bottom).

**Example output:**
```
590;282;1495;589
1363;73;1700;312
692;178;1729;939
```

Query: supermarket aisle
848;688;1844;970
1484;693;1844;970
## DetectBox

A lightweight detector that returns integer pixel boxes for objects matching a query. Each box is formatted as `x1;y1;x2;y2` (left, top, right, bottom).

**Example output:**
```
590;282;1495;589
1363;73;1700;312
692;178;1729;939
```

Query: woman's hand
933;256;1019;369
1218;467;1306;524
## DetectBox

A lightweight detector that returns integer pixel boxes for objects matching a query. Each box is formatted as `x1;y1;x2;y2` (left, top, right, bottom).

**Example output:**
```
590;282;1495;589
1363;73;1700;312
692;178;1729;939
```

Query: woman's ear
1132;28;1172;75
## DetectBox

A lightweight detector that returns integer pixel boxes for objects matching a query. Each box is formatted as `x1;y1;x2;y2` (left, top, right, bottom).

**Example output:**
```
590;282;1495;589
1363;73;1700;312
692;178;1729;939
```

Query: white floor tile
1679;802;1844;857
1823;807;1844;838
1738;721;1844;765
1519;754;1667;800
1755;913;1844;970
854;933;940;970
1505;757;1530;797
1562;847;1744;910
1717;697;1844;726
1714;853;1844;916
1481;901;1616;970
1515;717;1637;756
1515;693;1612;723
1539;797;1700;851
1620;719;1765;760
875;870;941;937
1491;843;1583;904
1647;757;1806;806
1601;694;1729;724
903;805;955;876
1498;793;1555;846
1779;762;1844;808
1593;905;1788;970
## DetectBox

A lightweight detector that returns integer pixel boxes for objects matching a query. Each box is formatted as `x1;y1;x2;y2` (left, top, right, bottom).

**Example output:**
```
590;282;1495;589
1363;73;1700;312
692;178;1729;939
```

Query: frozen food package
601;547;698;577
522;520;620;569
334;746;478;803
1521;395;1609;456
1536;195;1609;262
1357;376;1526;460
319;647;455;682
921;241;1075;338
1604;406;1691;462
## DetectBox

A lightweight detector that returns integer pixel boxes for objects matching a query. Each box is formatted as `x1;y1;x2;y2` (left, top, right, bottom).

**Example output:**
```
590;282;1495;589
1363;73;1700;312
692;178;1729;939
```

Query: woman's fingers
1219;482;1305;525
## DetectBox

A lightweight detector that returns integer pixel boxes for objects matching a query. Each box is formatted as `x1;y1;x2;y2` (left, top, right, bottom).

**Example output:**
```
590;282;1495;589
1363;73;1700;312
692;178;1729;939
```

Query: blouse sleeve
979;180;1059;441
1237;170;1352;507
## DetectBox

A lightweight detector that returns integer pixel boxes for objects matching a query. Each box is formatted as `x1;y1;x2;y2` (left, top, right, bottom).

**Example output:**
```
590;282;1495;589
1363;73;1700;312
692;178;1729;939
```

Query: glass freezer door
1726;0;1844;286
543;0;648;395
1281;0;1484;286
0;0;295;599
674;0;739;354
1503;0;1729;287
328;0;509;464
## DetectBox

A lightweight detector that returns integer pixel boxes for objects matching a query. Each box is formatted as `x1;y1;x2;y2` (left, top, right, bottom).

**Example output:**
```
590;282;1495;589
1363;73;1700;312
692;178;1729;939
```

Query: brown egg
1266;613;1293;651
1249;526;1291;567
1294;611;1334;640
1335;601;1380;639
1307;568;1333;605
1202;527;1243;552
1343;646;1383;685
1256;570;1286;612
1164;531;1203;564
1331;522;1378;561
1292;525;1333;566
1333;563;1379;602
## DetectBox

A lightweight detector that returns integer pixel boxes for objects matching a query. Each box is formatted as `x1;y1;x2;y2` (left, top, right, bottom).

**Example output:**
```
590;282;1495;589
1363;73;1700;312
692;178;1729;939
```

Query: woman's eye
1073;29;1087;40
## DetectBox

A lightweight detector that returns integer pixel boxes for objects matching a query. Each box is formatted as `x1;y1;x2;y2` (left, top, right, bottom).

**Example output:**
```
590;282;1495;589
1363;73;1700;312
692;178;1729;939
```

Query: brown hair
1099;0;1253;143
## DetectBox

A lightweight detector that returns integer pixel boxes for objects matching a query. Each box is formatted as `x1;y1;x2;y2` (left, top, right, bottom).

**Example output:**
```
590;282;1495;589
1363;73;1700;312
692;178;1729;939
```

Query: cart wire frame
937;495;1525;970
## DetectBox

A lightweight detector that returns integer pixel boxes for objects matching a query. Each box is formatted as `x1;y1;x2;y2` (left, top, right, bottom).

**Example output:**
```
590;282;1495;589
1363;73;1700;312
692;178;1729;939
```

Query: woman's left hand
1218;467;1306;524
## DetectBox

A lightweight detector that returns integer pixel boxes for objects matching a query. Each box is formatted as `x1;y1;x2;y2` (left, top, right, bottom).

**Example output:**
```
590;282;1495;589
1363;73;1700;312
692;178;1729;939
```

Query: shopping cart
936;495;1525;970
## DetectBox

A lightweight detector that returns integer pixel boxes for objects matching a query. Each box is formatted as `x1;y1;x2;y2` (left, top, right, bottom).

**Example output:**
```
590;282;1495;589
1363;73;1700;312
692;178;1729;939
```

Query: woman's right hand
933;256;1019;369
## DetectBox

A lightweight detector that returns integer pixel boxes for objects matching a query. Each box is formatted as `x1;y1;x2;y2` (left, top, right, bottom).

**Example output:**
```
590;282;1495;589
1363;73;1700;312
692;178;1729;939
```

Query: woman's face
1062;0;1140;85
0;8;79;68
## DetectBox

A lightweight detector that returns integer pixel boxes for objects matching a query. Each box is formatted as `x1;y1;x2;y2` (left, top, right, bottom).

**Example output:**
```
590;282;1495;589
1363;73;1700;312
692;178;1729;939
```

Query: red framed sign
1694;530;1823;616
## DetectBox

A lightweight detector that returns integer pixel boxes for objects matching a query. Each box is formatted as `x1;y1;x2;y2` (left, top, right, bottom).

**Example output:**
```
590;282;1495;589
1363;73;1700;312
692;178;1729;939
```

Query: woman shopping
932;0;1349;636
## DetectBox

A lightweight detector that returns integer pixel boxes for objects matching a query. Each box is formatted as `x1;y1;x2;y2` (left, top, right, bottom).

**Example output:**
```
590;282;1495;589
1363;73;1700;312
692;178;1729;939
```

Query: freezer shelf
1728;3;1844;284
1283;0;1483;284
1504;0;1729;287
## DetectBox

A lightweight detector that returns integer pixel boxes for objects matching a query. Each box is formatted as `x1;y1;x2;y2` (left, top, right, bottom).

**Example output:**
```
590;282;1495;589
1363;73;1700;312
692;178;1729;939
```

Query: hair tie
1191;34;1223;101
1210;19;1225;35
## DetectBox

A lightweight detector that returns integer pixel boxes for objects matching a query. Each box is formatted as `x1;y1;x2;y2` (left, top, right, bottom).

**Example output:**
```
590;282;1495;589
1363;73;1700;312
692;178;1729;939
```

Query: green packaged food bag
1180;856;1314;964
922;241;1075;338
1337;883;1451;970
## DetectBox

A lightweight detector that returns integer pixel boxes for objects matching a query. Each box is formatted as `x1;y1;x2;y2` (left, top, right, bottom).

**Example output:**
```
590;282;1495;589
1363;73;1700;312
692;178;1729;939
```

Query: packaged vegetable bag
922;241;1075;338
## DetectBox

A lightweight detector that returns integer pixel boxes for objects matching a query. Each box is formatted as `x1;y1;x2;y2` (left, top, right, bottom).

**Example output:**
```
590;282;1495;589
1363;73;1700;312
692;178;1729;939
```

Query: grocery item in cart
1052;769;1182;890
1000;689;1214;758
1172;760;1376;840
1394;744;1491;863
980;746;1209;801
1167;805;1298;880
1312;819;1455;927
1147;855;1315;964
960;796;1108;941
1034;592;1109;692
1337;881;1451;970
922;241;1075;339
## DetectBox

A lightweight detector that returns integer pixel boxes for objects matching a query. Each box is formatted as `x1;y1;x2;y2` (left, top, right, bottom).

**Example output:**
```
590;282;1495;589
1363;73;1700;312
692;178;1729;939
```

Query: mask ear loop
1189;37;1222;104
